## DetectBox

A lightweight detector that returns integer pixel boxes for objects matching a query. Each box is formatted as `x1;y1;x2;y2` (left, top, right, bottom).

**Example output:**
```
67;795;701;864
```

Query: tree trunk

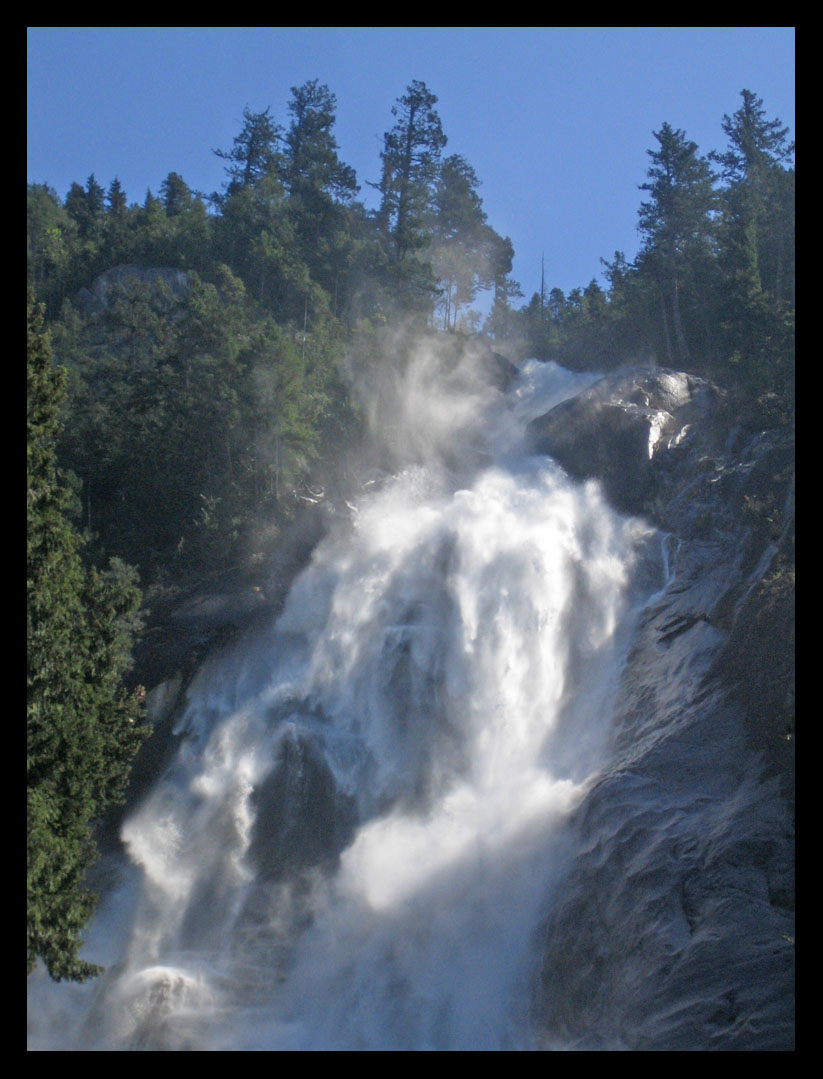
659;290;674;365
671;278;691;365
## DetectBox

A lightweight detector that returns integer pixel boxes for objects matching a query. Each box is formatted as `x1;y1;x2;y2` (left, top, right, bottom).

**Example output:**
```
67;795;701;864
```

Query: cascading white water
27;351;672;1051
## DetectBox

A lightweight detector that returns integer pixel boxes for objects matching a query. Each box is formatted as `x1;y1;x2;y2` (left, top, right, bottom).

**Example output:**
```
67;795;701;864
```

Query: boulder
525;368;713;515
76;264;190;315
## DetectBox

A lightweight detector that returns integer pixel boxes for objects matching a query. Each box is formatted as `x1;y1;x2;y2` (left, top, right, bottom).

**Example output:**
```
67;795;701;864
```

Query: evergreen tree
547;286;566;323
712;89;794;303
710;91;795;401
282;79;358;202
27;184;79;316
373;80;447;265
27;291;147;981
105;177;128;218
428;154;496;330
713;89;794;186
101;179;135;267
214;173;309;317
64;174;106;242
637;122;717;364
582;278;608;321
598;250;659;362
484;233;522;340
160;171;194;217
214;106;282;201
128;188;170;266
281;80;360;303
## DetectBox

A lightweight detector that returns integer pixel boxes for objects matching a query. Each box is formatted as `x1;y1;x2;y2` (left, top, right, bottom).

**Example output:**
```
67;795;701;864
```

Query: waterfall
27;347;792;1050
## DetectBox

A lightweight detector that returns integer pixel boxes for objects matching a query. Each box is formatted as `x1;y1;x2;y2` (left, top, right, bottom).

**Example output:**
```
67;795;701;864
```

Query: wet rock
528;365;794;1050
525;368;714;516
248;725;357;880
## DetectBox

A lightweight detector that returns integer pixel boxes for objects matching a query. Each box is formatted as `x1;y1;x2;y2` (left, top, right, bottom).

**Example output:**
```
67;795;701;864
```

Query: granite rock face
527;366;794;1050
525;367;795;776
76;264;190;315
525;368;716;516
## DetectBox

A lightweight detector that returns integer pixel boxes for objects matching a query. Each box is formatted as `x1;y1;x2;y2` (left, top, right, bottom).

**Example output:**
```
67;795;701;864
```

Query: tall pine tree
711;91;795;401
282;79;358;202
373;80;447;265
213;106;282;202
27;290;147;982
637;122;717;365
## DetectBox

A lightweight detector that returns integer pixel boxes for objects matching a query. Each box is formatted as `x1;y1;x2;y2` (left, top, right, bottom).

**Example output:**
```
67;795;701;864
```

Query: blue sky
27;27;795;304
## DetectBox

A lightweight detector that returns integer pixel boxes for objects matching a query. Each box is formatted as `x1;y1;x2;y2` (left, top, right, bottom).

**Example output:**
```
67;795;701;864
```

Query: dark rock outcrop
525;368;717;516
76;265;190;316
248;723;358;881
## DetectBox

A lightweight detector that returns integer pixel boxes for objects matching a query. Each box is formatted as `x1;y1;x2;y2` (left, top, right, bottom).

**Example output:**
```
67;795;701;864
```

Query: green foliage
515;89;794;416
54;268;251;575
708;91;795;411
27;291;147;981
373;80;448;267
106;177;128;217
637;122;717;365
28;80;794;602
428;154;510;331
65;174;105;242
282;79;359;203
27;183;80;317
214;106;283;202
47;250;363;582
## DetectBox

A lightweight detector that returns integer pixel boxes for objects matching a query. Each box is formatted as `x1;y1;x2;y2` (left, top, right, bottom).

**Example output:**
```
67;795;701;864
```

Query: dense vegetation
27;82;794;981
520;90;794;421
27;292;148;980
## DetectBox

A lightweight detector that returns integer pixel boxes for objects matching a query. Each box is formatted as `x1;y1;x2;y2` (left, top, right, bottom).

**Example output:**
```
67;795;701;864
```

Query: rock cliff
526;366;794;790
526;366;794;1049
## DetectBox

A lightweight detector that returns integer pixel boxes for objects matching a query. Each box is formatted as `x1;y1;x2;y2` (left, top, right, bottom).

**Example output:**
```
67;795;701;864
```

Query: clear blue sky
27;27;795;304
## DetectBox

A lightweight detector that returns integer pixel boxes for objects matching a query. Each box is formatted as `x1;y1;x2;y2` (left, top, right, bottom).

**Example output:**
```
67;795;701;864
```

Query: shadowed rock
525;368;713;515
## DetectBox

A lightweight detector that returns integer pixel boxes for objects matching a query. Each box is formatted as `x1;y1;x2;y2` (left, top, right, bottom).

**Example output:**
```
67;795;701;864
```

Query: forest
27;80;794;982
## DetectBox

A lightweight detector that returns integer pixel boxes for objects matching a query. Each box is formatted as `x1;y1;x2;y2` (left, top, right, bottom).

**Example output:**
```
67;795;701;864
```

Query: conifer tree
214;106;282;201
64;174;105;242
637;122;716;364
373;80;447;264
27;184;78;316
429;154;492;329
282;79;358;203
27;291;146;981
712;89;795;304
485;233;522;340
280;80;360;302
160;171;194;217
710;91;795;401
105;177;128;217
